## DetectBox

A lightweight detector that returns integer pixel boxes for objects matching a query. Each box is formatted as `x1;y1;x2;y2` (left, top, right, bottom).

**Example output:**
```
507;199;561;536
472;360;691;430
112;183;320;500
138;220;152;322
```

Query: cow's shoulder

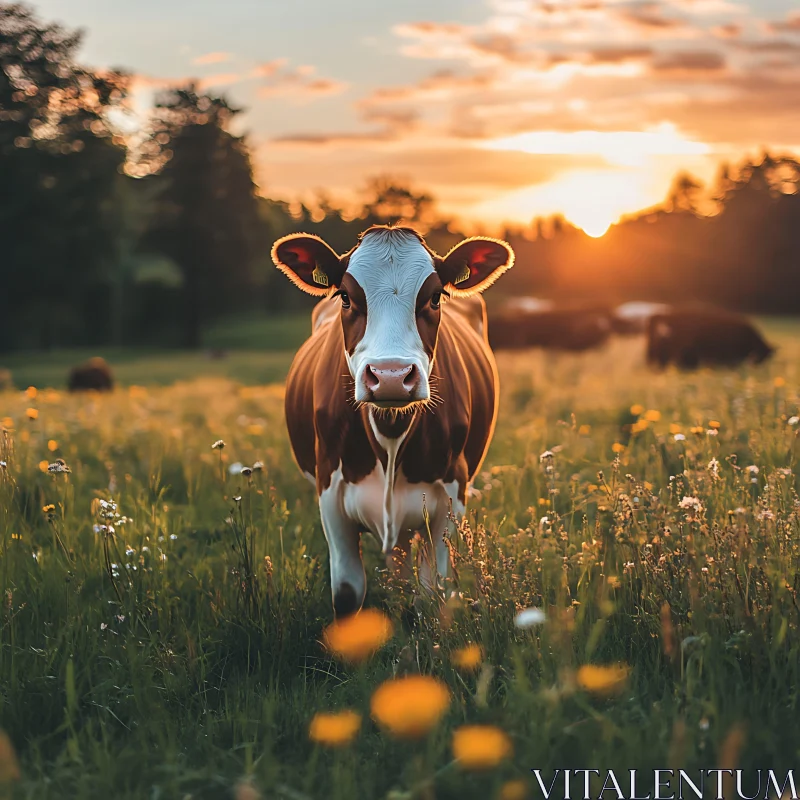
311;295;340;332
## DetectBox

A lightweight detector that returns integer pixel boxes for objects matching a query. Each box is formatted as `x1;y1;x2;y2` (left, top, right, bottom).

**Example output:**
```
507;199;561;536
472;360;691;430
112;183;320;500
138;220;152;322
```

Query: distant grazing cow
646;310;774;369
273;225;513;616
67;357;114;392
611;302;669;335
489;305;613;352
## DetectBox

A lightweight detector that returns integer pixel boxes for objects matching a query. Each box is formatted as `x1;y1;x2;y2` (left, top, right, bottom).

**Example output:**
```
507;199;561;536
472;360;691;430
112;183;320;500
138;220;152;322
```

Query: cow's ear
436;237;514;296
272;233;346;296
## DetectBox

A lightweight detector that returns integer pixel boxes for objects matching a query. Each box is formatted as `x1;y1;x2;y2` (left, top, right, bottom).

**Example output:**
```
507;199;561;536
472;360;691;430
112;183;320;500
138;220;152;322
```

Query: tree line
1;3;799;353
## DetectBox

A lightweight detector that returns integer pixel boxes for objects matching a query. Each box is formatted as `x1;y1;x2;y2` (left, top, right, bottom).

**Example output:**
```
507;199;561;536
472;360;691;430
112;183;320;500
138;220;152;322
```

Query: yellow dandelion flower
587;483;599;492
323;608;393;663
774;376;786;388
47;440;58;452
631;420;649;434
308;710;361;747
669;424;682;435
630;404;644;416
25;386;37;400
1;416;13;429
578;424;591;436
452;644;483;671
576;663;630;695
708;420;721;430
499;779;529;800
452;725;513;770
371;675;450;739
247;424;264;436
26;408;38;421
38;460;49;473
612;443;625;454
42;504;55;513
690;426;704;435
644;409;661;422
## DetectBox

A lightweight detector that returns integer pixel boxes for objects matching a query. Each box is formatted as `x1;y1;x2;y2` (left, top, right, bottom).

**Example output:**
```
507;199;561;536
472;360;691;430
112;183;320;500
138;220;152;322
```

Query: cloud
192;52;231;66
257;64;349;101
651;49;728;72
766;12;800;34
619;2;688;30
197;72;243;90
711;23;743;38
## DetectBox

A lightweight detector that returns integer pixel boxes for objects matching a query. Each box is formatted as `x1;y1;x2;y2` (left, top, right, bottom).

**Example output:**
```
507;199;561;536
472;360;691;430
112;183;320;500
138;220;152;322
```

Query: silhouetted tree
0;3;128;350
361;176;435;227
141;85;268;348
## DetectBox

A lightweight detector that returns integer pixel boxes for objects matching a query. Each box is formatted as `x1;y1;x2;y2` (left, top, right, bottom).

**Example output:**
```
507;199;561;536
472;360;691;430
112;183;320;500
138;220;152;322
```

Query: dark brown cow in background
273;225;513;616
646;310;774;369
67;357;114;392
489;304;613;352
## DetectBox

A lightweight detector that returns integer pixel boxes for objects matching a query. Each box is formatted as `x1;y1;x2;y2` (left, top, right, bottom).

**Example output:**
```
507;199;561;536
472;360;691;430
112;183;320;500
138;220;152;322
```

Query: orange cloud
766;12;800;34
192;51;231;65
651;49;728;73
197;72;242;89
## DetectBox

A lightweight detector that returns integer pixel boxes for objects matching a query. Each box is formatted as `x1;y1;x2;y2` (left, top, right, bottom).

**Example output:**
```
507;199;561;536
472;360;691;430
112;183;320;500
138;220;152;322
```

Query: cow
67;357;114;392
488;305;613;352
610;302;669;335
272;225;514;616
646;310;774;369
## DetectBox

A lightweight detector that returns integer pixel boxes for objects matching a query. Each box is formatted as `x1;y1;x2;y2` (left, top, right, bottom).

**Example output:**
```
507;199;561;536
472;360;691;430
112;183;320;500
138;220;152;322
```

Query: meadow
1;321;800;799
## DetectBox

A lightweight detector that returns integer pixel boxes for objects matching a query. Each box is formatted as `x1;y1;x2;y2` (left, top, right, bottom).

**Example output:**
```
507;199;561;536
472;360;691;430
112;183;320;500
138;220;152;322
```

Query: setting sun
468;168;654;238
469;125;714;235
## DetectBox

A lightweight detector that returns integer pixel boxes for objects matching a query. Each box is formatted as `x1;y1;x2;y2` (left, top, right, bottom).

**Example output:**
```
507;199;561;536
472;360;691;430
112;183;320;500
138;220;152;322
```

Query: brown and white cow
272;225;514;616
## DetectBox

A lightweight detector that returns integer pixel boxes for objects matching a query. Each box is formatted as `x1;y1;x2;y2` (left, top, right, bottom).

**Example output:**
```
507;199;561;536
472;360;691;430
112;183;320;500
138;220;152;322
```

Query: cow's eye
430;291;442;310
335;290;351;309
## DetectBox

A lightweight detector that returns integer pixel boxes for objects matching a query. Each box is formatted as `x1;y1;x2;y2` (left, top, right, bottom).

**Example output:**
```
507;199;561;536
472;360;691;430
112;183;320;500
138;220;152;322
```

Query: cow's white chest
331;462;459;550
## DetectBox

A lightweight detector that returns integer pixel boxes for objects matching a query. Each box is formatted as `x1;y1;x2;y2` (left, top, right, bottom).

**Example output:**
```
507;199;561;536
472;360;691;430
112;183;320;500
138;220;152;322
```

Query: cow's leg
319;486;365;617
386;482;458;593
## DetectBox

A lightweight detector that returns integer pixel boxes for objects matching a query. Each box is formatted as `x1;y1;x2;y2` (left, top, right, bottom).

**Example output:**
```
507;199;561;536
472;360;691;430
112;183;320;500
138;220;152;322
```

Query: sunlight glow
467;169;655;238
479;123;710;168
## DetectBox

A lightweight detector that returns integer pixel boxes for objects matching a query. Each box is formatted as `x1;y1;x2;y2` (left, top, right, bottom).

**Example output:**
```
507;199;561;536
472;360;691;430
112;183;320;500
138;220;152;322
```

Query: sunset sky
36;0;800;235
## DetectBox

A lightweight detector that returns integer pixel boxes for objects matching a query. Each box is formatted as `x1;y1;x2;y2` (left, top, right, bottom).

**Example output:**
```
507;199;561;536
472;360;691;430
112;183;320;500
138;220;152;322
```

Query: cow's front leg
319;485;365;617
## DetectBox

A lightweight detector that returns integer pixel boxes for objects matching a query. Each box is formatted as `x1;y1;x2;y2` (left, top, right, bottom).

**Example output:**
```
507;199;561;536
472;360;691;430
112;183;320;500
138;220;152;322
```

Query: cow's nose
364;361;420;403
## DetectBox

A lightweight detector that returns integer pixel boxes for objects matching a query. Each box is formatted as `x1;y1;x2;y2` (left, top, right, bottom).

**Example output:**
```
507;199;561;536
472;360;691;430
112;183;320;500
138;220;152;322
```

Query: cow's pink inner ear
284;246;314;268
439;238;514;294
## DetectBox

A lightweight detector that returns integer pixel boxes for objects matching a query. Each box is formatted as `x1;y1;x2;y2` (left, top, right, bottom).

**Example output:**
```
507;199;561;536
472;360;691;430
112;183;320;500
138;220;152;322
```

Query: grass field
1;325;800;799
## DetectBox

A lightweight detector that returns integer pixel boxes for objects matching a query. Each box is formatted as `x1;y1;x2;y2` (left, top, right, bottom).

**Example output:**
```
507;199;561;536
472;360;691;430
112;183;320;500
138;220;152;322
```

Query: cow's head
272;226;514;409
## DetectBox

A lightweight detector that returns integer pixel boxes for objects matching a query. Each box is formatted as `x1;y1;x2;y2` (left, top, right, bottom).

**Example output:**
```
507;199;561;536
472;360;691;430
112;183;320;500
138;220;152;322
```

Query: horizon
33;0;800;236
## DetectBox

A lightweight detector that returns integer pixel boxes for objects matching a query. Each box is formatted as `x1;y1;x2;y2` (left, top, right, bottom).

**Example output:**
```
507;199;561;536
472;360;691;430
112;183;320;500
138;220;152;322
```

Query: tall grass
0;334;799;799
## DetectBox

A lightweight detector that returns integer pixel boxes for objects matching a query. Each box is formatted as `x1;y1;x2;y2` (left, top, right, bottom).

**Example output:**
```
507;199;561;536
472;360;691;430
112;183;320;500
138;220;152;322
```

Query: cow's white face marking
345;229;436;405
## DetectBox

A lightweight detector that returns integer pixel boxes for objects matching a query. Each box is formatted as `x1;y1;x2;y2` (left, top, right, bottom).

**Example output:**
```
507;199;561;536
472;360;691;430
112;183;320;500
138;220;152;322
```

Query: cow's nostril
402;364;419;391
364;365;380;390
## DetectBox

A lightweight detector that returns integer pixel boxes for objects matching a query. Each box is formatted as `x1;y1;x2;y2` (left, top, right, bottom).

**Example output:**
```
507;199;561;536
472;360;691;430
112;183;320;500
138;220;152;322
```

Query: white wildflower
789;416;799;426
514;607;546;628
211;440;225;450
228;462;244;475
539;450;554;462
673;433;686;442
707;459;720;479
679;496;704;515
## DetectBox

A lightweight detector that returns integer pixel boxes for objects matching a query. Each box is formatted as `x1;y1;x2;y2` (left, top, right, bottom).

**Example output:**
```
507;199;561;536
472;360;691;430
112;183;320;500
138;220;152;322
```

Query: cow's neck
367;409;416;554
